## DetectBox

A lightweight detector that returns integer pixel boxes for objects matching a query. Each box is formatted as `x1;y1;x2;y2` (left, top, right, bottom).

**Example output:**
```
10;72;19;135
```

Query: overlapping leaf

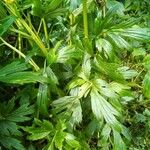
90;88;121;131
0;61;49;84
0;99;34;150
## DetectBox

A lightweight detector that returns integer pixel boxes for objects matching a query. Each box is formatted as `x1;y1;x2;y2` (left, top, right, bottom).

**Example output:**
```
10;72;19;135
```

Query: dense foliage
0;0;150;149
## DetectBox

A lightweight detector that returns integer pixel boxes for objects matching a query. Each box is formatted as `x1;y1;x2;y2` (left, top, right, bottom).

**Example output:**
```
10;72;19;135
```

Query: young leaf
22;119;53;141
54;120;66;150
65;133;81;149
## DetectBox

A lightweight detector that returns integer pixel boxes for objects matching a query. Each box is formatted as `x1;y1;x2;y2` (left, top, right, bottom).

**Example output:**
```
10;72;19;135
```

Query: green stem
5;4;48;56
18;33;21;58
42;18;50;49
19;19;48;56
10;28;31;39
102;0;106;18
0;37;40;71
82;0;88;39
37;19;43;34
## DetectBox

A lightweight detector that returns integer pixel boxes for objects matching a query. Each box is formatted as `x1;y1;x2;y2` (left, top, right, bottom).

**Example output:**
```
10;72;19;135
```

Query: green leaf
0;61;49;84
80;52;91;79
0;61;29;76
6;103;34;122
121;126;131;141
55;130;65;150
0;100;34;150
113;130;126;150
44;8;67;18
107;1;125;16
28;131;50;141
65;133;81;149
118;66;138;79
0;72;48;84
90;89;121;131
56;45;79;63
111;18;139;30
0;120;21;136
68;78;85;90
77;82;91;98
121;28;150;40
0;16;15;36
98;124;111;148
0;136;25;150
45;0;63;12
143;54;150;70
70;0;82;11
52;96;82;126
132;48;146;57
94;56;125;82
101;124;111;142
46;67;59;85
100;4;120;30
70;100;82;126
0;1;7;19
37;83;49;116
23;119;53;141
43;142;54;150
94;79;117;98
31;0;43;17
85;119;102;138
72;0;93;17
96;38;112;57
52;96;79;114
110;82;130;94
0;100;34;123
143;72;150;98
108;33;130;49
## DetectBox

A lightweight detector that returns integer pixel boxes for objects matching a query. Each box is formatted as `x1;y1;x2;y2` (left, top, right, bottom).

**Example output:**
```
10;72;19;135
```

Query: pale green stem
102;0;106;18
42;18;50;48
37;19;43;34
0;37;40;71
10;28;31;39
5;4;48;56
82;0;88;39
18;33;21;58
19;19;48;56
